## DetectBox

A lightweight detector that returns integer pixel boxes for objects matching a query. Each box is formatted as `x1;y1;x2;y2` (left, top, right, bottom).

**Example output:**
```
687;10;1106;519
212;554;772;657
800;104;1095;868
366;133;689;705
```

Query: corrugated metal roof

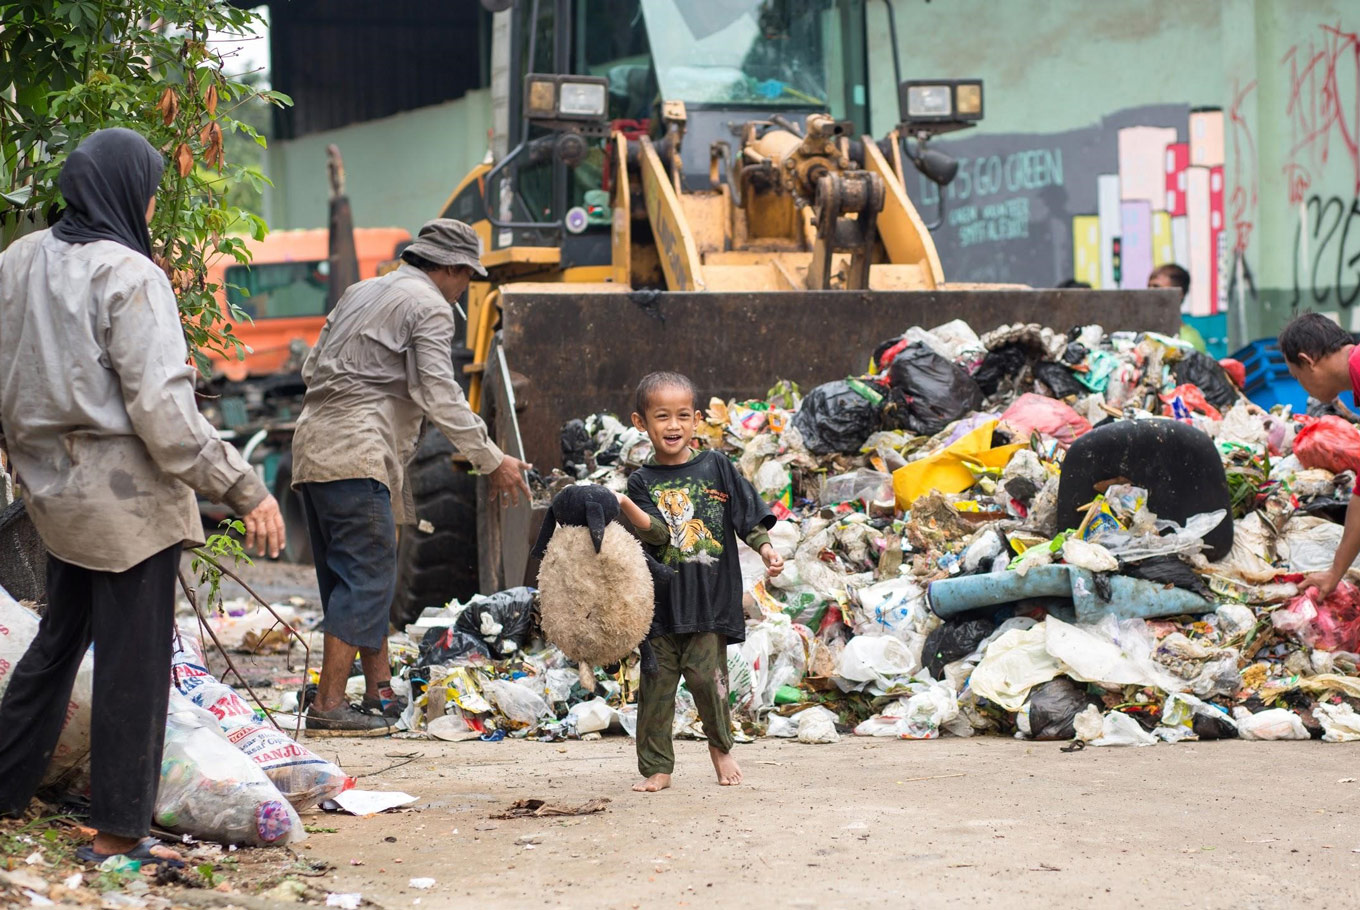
250;1;491;139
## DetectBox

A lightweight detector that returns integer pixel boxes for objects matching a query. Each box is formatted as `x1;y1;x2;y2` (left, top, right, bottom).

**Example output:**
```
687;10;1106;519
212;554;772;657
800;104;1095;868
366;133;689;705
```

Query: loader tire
390;426;480;628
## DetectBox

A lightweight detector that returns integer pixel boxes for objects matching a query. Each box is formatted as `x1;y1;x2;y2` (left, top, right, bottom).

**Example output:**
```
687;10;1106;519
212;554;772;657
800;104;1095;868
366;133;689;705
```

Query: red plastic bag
1293;416;1360;476
1000;393;1092;446
1277;581;1360;653
1160;384;1222;420
1219;358;1246;388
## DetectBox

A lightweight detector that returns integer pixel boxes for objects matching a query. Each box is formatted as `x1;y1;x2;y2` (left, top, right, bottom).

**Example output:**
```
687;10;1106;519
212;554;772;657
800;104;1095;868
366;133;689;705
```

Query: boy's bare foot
710;746;742;786
632;773;672;792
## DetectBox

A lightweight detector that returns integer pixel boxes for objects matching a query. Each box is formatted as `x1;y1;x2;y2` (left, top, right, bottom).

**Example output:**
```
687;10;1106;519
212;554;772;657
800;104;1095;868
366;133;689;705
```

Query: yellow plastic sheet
892;420;1024;508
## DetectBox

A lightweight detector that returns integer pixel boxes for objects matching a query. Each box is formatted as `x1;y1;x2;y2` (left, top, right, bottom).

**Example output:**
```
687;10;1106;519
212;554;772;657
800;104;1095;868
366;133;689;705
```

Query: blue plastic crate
1230;339;1311;413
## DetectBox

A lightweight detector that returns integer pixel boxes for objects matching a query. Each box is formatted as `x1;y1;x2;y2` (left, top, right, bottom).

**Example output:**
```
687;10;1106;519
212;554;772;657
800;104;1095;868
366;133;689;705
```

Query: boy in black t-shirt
617;372;784;792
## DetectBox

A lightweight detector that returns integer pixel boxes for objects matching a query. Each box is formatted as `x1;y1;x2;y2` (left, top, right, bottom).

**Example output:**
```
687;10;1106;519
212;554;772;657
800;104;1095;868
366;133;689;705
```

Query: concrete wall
265;89;494;236
865;0;1360;349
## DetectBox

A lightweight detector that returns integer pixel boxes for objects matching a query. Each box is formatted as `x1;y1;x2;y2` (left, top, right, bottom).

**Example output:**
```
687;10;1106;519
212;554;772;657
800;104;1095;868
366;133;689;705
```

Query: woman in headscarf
0;128;285;864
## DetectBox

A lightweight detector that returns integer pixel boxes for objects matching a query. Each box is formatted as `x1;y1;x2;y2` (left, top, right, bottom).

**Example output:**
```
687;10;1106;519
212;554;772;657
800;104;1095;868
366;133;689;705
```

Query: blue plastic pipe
927;565;1213;623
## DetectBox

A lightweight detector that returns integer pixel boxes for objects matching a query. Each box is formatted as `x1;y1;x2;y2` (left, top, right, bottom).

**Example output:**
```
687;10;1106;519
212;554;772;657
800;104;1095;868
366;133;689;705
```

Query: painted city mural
914;105;1225;315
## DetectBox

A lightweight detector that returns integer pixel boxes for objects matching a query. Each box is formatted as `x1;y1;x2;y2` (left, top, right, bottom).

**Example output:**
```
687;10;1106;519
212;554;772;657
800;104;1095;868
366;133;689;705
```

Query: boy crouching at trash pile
615;372;784;791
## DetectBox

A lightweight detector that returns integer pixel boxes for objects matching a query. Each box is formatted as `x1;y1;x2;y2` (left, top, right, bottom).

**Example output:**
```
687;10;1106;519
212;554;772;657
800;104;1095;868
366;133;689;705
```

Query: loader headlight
559;81;607;118
899;79;985;126
524;74;609;122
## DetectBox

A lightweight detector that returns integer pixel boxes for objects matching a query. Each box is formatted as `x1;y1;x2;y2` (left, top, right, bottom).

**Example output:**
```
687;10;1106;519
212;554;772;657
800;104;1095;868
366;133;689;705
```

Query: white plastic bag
1279;516;1360;574
0;591;95;793
1214;604;1258;640
1314;703;1360;743
156;691;303;846
969;623;1061;711
567;698;617;735
1045;615;1183;692
481;678;553;729
852;683;958;740
792;706;840;744
833;635;919;693
1073;705;1157;747
1061;538;1119;573
1232;707;1310;741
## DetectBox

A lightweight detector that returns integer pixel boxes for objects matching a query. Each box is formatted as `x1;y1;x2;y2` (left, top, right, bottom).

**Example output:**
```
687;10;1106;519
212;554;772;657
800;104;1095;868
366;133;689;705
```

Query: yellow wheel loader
390;0;1180;622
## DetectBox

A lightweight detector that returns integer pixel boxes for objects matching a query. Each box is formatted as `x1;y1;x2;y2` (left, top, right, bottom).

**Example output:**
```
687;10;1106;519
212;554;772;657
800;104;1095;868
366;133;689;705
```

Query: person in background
1278;313;1360;598
292;218;531;736
1149;263;1209;353
0;128;284;865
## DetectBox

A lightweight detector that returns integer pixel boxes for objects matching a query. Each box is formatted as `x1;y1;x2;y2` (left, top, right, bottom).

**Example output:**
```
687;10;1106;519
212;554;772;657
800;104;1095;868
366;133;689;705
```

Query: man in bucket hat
292;218;530;735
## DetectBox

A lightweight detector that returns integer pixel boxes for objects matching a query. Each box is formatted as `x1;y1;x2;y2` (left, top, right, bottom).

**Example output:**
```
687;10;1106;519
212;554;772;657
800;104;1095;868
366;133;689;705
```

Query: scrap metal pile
400;319;1360;746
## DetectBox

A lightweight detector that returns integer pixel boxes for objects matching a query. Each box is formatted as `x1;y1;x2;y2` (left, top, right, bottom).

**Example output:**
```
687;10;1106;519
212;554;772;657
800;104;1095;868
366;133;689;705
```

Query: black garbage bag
791;380;881;454
923;617;995;679
972;343;1029;397
1033;360;1085;399
561;419;593;476
453;586;537;659
1061;341;1088;366
1172;351;1238;412
884;343;984;437
419;626;492;665
1026;677;1102;741
1118;556;1213;601
1192;708;1239;740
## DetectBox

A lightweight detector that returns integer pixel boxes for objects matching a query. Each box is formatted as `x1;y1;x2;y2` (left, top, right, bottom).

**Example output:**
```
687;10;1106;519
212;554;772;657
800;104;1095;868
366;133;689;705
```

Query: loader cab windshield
640;0;839;109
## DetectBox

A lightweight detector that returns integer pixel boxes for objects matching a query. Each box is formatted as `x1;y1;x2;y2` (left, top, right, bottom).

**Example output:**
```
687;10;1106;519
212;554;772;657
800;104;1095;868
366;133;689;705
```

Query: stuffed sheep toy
531;484;671;677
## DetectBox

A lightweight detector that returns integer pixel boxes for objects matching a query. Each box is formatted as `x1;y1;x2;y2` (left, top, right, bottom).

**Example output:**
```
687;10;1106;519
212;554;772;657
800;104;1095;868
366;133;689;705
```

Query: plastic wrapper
1314;702;1360;742
1045;615;1184;692
1159;692;1239;741
1073;705;1157;746
820;469;893;507
156;691;303;846
481;678;553;729
853;683;958;739
1061;538;1118;572
791;380;881;455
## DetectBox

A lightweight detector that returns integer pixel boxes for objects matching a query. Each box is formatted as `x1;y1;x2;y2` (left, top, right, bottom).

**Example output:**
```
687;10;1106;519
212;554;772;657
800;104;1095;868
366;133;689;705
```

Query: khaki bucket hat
404;218;488;277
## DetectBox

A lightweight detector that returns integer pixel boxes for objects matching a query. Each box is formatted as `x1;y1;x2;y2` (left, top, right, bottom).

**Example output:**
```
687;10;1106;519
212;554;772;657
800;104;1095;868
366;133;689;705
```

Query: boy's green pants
635;632;735;777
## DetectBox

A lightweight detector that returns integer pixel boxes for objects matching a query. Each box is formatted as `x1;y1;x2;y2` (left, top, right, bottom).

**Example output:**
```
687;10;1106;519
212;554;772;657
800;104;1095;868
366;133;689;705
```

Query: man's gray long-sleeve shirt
291;264;503;524
0;231;268;572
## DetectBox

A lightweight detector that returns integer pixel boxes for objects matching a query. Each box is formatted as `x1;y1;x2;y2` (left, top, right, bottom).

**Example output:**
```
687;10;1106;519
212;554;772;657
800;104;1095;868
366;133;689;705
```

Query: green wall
265;89;494;237
865;0;1360;349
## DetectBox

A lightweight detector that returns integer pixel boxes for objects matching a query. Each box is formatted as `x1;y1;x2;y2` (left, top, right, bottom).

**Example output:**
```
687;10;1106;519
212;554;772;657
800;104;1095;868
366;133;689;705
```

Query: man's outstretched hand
243;495;285;559
488;455;533;507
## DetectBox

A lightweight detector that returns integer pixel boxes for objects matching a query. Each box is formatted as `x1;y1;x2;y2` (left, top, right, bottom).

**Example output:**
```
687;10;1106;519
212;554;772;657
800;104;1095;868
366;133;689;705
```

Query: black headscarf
51;128;163;260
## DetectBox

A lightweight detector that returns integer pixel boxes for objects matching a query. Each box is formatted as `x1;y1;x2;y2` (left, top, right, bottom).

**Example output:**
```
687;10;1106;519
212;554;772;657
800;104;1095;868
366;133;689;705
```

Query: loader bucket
496;285;1180;472
473;285;1181;592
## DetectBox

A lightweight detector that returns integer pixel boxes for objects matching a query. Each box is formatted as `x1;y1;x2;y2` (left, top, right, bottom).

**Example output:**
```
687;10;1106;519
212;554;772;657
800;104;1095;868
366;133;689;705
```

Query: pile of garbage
399;319;1360;746
0;588;352;846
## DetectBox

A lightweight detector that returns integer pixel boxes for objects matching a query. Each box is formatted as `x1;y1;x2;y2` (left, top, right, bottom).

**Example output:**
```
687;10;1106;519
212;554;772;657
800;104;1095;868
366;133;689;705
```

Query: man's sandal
75;838;184;868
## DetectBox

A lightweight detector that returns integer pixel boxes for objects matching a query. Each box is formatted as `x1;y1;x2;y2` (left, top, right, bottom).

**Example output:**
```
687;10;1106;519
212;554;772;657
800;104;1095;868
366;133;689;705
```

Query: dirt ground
139;558;1360;909
298;734;1360;910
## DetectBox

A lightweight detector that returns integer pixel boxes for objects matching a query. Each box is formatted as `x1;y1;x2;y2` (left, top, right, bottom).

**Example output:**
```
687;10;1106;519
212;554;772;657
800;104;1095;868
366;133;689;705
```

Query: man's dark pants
0;545;180;838
299;479;397;651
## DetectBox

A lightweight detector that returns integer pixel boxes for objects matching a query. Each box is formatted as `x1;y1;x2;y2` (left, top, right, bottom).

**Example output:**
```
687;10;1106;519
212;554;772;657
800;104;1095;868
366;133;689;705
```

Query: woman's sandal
75;838;184;868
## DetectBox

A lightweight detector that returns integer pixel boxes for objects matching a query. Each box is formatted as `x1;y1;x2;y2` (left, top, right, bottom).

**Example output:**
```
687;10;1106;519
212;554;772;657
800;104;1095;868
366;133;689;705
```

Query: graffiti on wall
1281;23;1360;312
915;105;1216;299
